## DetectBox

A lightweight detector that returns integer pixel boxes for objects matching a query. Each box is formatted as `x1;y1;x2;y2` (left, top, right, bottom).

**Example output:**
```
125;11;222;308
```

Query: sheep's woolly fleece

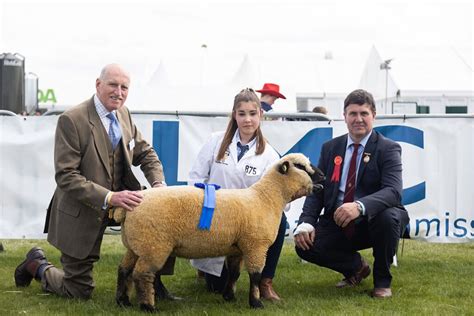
113;153;322;311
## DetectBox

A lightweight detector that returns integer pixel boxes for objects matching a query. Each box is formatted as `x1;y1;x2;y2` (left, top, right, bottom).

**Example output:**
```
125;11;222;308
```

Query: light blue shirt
93;94;117;134
337;131;373;214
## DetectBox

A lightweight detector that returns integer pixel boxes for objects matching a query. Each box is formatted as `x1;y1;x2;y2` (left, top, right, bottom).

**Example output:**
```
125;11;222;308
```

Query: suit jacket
46;97;164;259
299;130;405;227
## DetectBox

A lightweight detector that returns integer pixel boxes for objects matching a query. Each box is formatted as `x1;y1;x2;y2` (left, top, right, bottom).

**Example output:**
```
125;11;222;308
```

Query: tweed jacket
46;97;164;259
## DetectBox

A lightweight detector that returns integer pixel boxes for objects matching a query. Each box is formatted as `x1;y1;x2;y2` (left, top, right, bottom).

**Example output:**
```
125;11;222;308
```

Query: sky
0;0;472;112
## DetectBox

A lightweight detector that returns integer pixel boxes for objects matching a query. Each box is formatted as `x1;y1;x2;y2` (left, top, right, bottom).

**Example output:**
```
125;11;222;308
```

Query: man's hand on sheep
333;202;360;227
294;223;315;250
109;190;144;211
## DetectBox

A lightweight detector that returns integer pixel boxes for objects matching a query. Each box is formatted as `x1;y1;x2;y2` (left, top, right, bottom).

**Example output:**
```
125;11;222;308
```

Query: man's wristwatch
355;201;363;216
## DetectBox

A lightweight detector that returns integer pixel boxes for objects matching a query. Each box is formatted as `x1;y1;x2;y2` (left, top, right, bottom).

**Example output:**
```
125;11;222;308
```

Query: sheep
113;153;325;312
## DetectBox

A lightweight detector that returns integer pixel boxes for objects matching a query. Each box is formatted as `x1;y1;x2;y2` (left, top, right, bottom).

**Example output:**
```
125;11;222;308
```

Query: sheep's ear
278;161;290;174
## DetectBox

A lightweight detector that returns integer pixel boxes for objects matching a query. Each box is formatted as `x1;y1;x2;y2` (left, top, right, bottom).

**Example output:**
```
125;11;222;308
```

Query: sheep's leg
241;244;269;309
222;255;242;301
116;249;138;307
133;257;157;313
154;256;178;301
154;274;176;301
248;272;264;309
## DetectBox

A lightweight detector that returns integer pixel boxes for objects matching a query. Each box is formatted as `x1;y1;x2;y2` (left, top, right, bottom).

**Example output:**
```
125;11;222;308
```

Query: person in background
256;83;286;112
294;89;409;298
14;63;178;301
189;88;286;301
312;106;328;115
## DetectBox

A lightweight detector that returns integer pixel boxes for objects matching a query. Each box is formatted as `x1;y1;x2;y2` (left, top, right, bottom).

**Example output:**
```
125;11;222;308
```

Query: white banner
1;114;473;242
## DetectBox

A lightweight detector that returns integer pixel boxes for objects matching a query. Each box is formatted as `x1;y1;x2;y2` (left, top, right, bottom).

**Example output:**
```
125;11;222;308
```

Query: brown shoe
371;287;392;298
259;278;281;301
14;247;48;287
336;258;371;288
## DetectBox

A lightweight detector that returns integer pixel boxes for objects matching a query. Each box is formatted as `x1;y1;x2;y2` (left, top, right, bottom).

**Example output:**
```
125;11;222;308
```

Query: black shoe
154;276;183;301
204;272;225;293
204;265;228;294
14;247;48;287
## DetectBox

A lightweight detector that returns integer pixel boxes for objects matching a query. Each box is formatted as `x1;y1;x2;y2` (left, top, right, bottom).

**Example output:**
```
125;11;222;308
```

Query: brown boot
259;278;281;301
335;258;371;288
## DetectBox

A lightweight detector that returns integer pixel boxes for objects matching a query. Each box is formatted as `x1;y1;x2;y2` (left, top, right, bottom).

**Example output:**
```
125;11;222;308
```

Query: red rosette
331;155;343;182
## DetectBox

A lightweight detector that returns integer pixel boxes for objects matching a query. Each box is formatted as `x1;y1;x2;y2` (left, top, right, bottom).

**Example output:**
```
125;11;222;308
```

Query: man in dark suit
294;89;409;298
14;64;177;300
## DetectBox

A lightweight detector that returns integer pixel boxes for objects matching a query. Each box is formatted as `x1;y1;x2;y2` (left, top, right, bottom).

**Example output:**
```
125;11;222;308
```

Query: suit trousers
295;207;407;288
262;212;287;279
42;218;175;299
41;218;109;299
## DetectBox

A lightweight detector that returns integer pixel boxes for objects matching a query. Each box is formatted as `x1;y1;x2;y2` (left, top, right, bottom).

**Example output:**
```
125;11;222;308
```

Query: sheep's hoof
116;296;132;307
139;303;157;313
250;299;264;309
222;291;236;301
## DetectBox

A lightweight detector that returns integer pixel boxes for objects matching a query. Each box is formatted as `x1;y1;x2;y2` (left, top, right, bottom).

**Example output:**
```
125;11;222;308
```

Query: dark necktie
237;142;249;161
343;143;360;238
107;112;121;150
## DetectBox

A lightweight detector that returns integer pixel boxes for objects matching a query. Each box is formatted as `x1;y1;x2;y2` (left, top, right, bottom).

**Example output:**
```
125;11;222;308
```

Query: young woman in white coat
188;88;286;301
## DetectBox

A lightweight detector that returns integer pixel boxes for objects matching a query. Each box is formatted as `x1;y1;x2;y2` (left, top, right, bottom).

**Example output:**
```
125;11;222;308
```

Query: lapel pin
363;153;371;164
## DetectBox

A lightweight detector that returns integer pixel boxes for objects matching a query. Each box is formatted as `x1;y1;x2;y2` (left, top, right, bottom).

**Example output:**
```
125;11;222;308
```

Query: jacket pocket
57;198;81;218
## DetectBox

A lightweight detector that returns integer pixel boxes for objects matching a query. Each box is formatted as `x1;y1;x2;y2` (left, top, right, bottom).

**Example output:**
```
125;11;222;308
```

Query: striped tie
343;143;360;239
343;143;360;203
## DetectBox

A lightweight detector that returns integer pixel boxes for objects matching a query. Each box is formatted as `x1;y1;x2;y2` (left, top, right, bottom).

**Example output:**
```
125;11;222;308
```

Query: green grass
1;237;473;315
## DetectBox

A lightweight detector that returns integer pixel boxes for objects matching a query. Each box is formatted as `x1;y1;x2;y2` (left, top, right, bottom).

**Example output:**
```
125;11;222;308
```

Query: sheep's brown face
290;162;325;194
311;164;325;193
277;154;326;201
284;161;323;201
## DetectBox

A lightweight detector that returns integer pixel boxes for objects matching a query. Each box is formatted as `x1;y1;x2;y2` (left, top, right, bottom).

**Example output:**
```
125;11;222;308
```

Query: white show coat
188;130;280;276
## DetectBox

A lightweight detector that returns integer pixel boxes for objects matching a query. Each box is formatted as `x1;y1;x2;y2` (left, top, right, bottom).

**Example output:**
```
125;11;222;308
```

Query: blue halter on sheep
114;153;325;312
